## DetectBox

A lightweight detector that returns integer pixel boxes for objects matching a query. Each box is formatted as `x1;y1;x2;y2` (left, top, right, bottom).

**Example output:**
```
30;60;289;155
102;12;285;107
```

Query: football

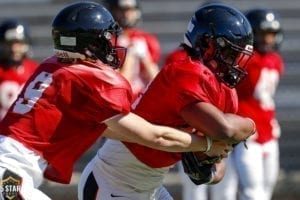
193;150;210;161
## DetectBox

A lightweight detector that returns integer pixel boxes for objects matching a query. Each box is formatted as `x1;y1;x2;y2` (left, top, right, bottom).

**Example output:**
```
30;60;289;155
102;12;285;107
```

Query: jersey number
0;81;23;119
13;72;53;114
254;68;279;110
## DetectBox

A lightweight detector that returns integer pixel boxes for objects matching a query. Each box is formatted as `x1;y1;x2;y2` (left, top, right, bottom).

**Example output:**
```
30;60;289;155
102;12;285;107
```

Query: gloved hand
181;151;221;185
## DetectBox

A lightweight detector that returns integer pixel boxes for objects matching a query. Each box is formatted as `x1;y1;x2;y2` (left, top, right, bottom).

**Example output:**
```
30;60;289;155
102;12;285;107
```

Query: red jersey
124;48;238;168
236;50;284;143
0;59;38;120
0;56;132;183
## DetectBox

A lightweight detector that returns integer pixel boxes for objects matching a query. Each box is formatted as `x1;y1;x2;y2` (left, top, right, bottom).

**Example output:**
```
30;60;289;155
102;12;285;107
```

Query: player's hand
127;38;148;59
205;140;233;158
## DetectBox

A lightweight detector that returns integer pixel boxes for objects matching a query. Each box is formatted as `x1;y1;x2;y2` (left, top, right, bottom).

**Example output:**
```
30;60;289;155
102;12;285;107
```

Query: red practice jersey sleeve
0;56;132;183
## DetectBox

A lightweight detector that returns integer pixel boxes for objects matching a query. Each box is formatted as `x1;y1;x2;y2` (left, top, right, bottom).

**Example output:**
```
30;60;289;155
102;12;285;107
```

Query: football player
104;0;161;100
0;2;230;200
78;3;256;200
210;7;285;200
0;18;38;121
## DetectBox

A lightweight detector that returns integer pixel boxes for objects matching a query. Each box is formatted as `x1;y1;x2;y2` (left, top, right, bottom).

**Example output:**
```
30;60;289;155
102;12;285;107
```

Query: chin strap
54;49;86;60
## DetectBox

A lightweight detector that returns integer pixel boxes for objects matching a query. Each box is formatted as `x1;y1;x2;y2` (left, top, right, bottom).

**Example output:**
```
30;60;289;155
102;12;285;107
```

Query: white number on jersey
13;72;53;114
254;68;279;110
0;81;23;119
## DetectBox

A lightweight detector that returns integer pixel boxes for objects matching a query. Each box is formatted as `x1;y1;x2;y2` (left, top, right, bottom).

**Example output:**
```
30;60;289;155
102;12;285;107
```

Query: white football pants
0;135;50;200
78;139;173;200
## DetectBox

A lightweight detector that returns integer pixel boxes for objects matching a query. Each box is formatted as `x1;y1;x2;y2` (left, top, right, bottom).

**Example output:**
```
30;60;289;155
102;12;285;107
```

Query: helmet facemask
0;20;31;68
112;7;141;28
86;24;126;69
0;41;29;67
105;0;141;28
254;30;283;54
206;37;253;88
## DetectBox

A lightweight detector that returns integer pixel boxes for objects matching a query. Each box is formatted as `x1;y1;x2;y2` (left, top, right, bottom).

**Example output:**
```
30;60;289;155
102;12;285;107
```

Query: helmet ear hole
201;39;215;61
199;36;210;50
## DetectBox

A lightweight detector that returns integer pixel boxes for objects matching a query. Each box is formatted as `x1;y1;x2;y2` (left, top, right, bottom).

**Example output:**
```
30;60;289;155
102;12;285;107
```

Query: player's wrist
204;136;213;152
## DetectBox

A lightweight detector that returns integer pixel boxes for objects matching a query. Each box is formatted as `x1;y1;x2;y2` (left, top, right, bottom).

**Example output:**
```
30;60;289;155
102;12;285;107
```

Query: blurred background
0;0;299;199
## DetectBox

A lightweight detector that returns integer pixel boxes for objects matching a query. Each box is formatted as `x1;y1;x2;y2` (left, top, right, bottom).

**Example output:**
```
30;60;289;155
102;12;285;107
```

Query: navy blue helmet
52;1;126;68
183;3;254;88
245;8;283;53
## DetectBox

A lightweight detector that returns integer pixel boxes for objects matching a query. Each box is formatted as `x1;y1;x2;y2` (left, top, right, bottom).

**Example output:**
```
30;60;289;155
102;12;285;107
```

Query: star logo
0;176;22;200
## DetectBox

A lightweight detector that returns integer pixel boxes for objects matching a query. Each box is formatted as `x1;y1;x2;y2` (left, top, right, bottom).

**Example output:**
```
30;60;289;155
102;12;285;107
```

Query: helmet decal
4;25;26;41
60;36;76;47
187;20;195;33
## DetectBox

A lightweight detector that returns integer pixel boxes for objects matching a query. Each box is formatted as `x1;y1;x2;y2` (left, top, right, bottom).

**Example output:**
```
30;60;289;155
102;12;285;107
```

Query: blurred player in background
78;3;256;200
0;2;229;200
104;0;160;100
0;18;38;121
209;7;285;200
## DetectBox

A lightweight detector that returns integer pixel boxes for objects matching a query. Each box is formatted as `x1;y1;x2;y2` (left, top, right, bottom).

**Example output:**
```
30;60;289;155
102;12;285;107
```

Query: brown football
193;150;210;161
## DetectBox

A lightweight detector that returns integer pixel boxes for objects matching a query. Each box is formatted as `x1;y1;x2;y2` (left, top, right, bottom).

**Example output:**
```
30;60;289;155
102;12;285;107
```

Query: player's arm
180;102;255;144
139;33;160;79
140;55;160;80
118;53;136;82
120;38;159;81
102;112;231;154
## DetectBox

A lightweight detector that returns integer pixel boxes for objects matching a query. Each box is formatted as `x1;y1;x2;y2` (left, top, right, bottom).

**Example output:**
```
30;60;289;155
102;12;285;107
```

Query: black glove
181;152;220;185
